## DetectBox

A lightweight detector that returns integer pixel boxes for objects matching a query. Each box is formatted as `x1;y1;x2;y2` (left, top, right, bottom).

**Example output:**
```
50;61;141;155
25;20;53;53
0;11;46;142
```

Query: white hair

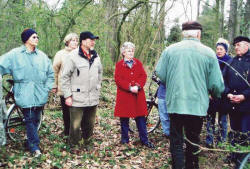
120;42;135;55
182;30;201;38
63;33;79;46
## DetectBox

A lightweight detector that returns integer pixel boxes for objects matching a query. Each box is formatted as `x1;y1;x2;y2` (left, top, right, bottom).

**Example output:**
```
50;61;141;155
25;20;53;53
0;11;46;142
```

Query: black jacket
222;50;250;113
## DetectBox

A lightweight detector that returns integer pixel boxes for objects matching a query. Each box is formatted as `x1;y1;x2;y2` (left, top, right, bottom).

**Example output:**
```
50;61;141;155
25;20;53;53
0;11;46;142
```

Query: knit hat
182;21;202;31
233;36;250;45
21;28;37;43
216;38;230;52
80;31;99;42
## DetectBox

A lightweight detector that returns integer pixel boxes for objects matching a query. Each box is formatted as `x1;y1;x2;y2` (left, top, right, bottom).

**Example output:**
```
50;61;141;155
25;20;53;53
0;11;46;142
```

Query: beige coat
61;48;103;107
53;47;73;96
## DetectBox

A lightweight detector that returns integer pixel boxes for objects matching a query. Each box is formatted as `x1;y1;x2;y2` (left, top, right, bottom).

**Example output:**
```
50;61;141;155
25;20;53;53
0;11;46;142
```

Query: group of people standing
0;20;249;169
155;21;249;169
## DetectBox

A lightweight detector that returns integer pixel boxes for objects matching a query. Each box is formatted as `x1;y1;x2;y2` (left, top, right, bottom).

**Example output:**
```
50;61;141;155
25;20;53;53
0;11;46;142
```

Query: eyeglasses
32;36;39;39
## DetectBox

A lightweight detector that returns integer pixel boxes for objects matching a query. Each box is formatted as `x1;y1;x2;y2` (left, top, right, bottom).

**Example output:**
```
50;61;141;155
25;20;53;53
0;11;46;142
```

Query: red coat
114;58;148;118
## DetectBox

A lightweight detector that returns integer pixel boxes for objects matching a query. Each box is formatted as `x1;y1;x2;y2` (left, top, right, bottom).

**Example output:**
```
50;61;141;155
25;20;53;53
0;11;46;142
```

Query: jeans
22;107;42;153
69;106;97;145
60;96;70;136
158;98;170;136
206;112;228;145
169;114;203;169
120;116;149;144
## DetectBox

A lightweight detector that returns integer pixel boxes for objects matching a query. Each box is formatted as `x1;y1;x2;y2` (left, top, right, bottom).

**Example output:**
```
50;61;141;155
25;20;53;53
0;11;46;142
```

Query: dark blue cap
80;31;99;42
21;28;37;43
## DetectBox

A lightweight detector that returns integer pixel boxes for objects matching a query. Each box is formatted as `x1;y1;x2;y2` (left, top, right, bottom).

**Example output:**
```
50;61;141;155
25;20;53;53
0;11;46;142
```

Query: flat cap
182;21;202;31
233;36;250;45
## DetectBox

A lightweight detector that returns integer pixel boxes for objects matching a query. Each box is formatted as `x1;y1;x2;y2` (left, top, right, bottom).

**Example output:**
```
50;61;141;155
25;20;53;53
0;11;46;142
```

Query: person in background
206;38;232;147
223;36;250;164
114;42;154;148
156;21;224;169
61;31;102;147
52;33;78;136
0;75;6;146
157;81;170;138
0;28;54;157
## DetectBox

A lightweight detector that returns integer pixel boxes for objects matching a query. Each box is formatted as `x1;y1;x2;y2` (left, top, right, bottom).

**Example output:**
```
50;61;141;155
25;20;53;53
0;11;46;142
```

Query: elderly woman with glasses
114;42;154;148
52;33;79;136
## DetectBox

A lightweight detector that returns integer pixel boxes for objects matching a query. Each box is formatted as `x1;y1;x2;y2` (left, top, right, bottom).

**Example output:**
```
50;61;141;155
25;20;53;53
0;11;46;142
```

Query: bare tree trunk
228;0;237;45
104;0;118;63
243;0;250;36
197;0;200;19
219;0;225;37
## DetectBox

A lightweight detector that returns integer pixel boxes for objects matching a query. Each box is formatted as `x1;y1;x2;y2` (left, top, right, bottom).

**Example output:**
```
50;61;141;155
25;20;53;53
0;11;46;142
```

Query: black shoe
142;142;155;148
121;141;129;144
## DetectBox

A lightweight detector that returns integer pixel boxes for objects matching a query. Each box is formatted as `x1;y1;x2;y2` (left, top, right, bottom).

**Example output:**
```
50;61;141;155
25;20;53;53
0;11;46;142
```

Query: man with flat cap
61;31;102;148
156;21;224;169
222;36;250;164
0;28;54;157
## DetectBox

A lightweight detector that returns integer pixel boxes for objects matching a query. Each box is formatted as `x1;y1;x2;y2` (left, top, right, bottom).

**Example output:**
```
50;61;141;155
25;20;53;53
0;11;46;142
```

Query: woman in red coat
114;42;154;148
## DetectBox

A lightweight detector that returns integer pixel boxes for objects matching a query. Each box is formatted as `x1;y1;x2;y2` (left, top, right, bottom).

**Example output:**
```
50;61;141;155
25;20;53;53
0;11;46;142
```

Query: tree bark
197;0;200;19
219;0;225;37
243;0;250;36
228;0;237;45
104;0;118;63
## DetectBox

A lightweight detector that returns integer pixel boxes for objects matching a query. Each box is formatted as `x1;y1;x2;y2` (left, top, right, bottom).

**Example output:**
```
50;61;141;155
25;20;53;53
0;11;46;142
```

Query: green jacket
0;45;54;108
156;38;224;116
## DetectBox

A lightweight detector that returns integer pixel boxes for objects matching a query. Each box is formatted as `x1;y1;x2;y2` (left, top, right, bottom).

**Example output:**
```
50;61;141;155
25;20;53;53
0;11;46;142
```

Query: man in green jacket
0;28;54;157
156;21;224;169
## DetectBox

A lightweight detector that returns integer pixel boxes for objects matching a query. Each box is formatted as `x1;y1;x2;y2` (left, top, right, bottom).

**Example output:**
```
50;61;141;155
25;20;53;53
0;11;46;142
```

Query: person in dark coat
206;38;232;147
223;36;250;163
114;42;154;148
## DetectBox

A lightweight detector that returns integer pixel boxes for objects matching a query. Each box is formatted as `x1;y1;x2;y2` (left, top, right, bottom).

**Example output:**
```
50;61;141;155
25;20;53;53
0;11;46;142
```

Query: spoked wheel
5;104;26;142
145;100;160;133
237;153;250;169
5;104;43;142
129;100;160;133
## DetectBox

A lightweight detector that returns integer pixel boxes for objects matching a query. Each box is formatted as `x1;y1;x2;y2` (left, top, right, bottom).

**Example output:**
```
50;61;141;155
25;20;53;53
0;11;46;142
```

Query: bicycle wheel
129;100;160;133
5;104;26;142
5;104;43;142
238;153;250;169
146;100;160;133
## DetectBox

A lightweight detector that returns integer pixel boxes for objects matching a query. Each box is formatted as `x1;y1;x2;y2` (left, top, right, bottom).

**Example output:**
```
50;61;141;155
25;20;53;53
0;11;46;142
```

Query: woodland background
0;0;249;168
0;0;249;74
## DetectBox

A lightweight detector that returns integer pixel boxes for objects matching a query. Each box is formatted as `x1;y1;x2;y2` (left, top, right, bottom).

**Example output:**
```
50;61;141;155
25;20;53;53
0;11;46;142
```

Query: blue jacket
222;50;250;113
0;45;54;108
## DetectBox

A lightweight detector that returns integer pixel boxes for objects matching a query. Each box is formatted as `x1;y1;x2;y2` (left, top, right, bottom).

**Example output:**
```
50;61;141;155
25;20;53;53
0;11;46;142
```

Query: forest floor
0;76;238;169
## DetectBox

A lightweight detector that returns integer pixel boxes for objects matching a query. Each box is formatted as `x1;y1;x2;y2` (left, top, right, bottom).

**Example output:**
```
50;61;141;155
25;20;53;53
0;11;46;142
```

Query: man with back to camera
156;21;224;169
0;28;54;157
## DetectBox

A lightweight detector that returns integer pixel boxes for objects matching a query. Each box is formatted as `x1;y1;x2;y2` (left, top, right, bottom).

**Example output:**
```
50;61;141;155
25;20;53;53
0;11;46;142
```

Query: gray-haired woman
52;33;79;136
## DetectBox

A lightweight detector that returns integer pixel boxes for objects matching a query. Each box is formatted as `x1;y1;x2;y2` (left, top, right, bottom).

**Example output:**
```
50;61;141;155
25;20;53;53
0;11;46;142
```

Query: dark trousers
229;110;250;146
22;107;43;153
60;96;70;136
120;116;148;144
69;106;97;145
169;114;203;169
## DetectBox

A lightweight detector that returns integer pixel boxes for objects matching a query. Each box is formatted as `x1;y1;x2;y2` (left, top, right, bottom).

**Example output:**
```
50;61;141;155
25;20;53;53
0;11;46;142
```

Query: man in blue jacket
223;36;250;164
0;28;54;157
